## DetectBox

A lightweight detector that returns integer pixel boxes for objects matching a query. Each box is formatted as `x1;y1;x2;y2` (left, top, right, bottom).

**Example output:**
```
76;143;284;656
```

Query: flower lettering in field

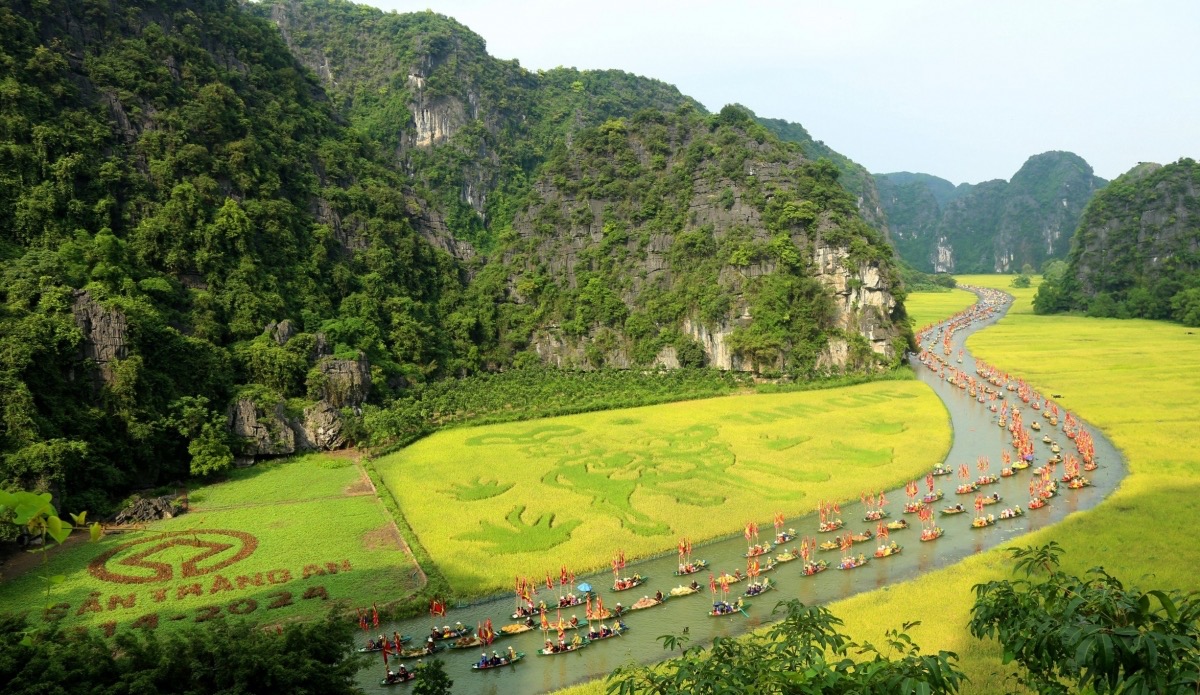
88;530;258;584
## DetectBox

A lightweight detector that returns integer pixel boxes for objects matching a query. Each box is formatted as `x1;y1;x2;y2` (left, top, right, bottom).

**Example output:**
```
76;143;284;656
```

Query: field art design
376;381;952;595
0;454;423;637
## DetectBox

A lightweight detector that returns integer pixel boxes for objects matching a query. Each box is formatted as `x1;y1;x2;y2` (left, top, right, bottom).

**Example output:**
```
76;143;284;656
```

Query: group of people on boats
612;574;643;590
711;598;744;615
999;505;1022;519
839;554;867;570
586;621;625;639
382;664;411;683
476;648;517;668
543;634;584;653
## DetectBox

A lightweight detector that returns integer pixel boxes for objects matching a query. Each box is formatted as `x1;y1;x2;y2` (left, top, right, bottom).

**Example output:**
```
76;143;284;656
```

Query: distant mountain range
877;152;1108;273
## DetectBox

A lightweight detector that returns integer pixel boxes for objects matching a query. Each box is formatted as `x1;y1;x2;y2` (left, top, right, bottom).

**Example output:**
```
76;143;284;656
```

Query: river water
356;290;1125;694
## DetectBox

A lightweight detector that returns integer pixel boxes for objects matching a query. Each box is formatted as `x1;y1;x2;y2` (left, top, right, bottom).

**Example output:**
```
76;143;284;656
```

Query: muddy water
357;291;1125;694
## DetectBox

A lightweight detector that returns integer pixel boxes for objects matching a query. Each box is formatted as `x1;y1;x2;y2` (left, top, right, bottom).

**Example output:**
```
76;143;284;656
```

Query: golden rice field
830;274;1200;692
0;454;421;637
906;287;977;331
374;381;952;597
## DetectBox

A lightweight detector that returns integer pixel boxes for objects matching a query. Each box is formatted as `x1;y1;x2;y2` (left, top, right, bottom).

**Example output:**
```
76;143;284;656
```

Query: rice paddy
0;454;421;637
374;381;952;597
830;274;1200;692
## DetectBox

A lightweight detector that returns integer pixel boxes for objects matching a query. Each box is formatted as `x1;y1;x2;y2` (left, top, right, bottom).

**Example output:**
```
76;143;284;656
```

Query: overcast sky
361;0;1197;184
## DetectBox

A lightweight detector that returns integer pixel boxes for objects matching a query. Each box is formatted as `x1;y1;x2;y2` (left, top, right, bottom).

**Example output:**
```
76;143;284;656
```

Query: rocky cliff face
1035;159;1200;320
70;290;129;389
877;152;1107;273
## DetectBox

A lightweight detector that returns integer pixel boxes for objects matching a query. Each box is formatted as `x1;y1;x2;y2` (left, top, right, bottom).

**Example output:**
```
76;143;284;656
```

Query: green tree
970;543;1200;694
608;599;965;694
412;658;454;695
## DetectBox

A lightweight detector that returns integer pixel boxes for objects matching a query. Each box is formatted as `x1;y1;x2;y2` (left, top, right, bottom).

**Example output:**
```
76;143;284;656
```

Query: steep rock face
1036;159;1200;319
502;107;905;374
316;354;371;408
227;398;296;457
70;290;129;388
877;152;1107;273
298;400;346;450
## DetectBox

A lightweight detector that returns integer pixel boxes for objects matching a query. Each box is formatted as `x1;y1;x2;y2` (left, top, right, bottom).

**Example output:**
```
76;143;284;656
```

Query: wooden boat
1030;421;1041;431
919;527;944;542
956;483;979;494
800;560;829;576
863;509;890;522
1011;460;1030;470
773;550;798;563
627;595;666;612
743;543;773;558
1067;477;1092;489
818;519;844;533
836;556;869;570
940;506;967;515
379;671;417;686
1042;435;1052;444
498;623;534;637
818;540;841;552
708;600;748;617
674;560;708;576
1083;461;1098;472
971;516;996;529
776;529;797;544
396;643;444;660
669;584;700;597
612;575;647;592
551;593;590;610
873;544;903;558
980;495;1001;505
756;558;779;573
1050;444;1061;454
903;501;925;514
358;636;411;653
471;651;526;670
849;530;874;543
742;578;774;598
1028;498;1048;509
922;490;945;503
584;622;626;642
450;635;492;650
997;506;1024;520
1000;468;1014;478
714;572;746;584
930;466;952;476
885;519;908;531
976;475;999;486
429;626;471;642
538;638;590;656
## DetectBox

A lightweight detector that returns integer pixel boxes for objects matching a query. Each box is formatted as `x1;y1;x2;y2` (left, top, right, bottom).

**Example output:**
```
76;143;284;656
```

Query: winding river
356;289;1126;694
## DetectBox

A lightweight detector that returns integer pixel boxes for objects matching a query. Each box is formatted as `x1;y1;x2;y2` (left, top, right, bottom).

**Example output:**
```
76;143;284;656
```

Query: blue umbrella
576;582;592;593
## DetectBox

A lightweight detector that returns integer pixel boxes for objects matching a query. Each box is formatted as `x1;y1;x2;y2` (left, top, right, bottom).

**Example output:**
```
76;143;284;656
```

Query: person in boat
429;626;439;640
690;580;700;591
524;615;535;628
507;645;516;662
544;639;554;653
478;652;490;668
569;614;579;627
425;636;436;654
857;553;866;565
571;633;583;647
599;623;611;637
614;602;624;617
954;503;964;512
733;569;744;580
991;493;1000;501
654;589;664;602
491;651;503;666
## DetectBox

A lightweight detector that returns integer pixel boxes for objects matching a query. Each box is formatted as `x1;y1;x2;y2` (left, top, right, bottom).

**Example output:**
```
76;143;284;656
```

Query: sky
356;0;1198;185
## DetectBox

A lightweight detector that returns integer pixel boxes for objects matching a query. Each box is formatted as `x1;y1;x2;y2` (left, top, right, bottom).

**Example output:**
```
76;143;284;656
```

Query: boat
379;671;418;686
1051;444;1061;454
817;540;841;552
837;555;869;570
997;506;1024;520
396;644;444;660
714;571;746;584
931;465;952;476
1012;460;1031;470
863;509;890;522
627;595;666;612
358;635;411;653
885;519;908;531
538;638;590;656
471;651;526;670
849;529;874;543
956;483;979;494
919;527;944;542
1000;468;1014;478
976;475;999;486
800;560;829;576
903;501;925;514
429;626;471;641
708;600;748;617
873;544;903;558
584;622;626;642
775;529;797;544
674;559;708;576
1042;435;1052;444
742;578;773;597
669;584;700;597
940;506;967;515
980;495;1001;505
773;550;798;563
1067;477;1092;489
818;519;844;533
756;558;779;573
498;623;534;636
743;543;773;558
971;516;996;529
1083;461;1098;472
450;635;493;650
612;575;647;592
922;490;945;503
1028;498;1048;510
1031;421;1041;431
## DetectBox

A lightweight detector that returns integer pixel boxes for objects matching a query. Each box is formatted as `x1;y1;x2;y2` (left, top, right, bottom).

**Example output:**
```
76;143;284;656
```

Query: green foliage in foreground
970;543;1200;695
607;599;966;695
0;613;364;695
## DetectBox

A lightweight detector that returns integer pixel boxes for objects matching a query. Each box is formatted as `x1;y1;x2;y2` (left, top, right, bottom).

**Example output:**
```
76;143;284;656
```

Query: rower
478;652;489;668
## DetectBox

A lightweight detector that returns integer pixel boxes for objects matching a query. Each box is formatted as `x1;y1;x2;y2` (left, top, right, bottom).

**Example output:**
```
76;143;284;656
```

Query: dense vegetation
877;152;1107;273
0;0;912;515
1034;158;1200;324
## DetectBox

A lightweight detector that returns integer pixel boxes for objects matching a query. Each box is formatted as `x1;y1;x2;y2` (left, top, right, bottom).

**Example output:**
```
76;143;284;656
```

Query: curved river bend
358;289;1126;694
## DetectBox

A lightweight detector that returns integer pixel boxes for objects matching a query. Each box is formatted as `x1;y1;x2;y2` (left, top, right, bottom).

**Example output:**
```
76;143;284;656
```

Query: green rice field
830;275;1200;692
374;381;952;597
0;454;422;637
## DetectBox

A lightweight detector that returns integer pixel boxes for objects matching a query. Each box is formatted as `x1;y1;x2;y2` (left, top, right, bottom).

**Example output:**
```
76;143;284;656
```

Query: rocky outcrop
71;290;129;388
114;495;183;524
316;354;371;409
812;245;898;357
297;400;346;450
227;398;295;457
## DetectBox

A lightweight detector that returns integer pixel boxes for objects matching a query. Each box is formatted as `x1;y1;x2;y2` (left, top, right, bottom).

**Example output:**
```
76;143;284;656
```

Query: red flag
744;523;752;542
382;641;390;669
586;594;592;620
708;573;717;595
546;572;554;591
832;501;841;515
372;602;380;628
926;473;934;492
